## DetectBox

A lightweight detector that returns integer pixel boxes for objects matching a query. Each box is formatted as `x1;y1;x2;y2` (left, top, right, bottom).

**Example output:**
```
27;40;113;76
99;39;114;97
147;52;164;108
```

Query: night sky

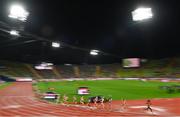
0;0;179;64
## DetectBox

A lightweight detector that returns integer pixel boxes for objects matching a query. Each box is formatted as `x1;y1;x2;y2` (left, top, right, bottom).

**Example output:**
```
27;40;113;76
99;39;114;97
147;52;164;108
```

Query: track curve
0;82;179;116
0;82;128;116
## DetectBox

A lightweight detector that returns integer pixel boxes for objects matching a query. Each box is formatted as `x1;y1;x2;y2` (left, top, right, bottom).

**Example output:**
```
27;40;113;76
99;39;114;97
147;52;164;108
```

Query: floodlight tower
90;50;99;56
9;30;19;36
8;4;29;35
132;7;153;21
52;42;60;48
8;4;29;22
131;7;153;58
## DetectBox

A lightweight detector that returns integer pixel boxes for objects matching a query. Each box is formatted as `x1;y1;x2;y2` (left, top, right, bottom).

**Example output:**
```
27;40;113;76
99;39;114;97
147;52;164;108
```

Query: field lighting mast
8;4;29;37
132;7;153;21
52;42;60;48
8;4;29;22
90;49;99;56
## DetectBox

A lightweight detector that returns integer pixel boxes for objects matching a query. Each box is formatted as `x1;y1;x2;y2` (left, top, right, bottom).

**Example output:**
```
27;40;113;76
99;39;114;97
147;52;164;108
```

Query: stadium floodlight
8;4;29;22
132;7;153;21
10;30;19;36
34;62;53;70
52;42;60;48
41;62;53;66
90;49;99;56
35;65;53;70
64;64;72;66
46;63;53;66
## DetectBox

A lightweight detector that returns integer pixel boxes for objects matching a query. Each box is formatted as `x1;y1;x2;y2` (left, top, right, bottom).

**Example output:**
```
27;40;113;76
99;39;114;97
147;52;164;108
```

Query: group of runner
56;94;69;104
86;96;109;109
56;95;112;108
56;95;153;114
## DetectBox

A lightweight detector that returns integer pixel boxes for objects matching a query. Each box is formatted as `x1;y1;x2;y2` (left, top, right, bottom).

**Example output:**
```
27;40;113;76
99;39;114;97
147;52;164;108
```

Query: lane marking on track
129;106;166;112
1;105;22;109
0;96;34;97
0;103;49;109
58;104;97;110
129;105;168;115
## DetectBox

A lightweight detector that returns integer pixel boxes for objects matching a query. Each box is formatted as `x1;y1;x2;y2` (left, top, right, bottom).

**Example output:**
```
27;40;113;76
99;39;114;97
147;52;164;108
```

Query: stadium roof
0;0;179;64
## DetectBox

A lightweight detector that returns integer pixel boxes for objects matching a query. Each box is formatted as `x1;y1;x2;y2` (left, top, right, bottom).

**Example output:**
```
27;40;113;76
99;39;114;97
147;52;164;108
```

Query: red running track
0;82;180;116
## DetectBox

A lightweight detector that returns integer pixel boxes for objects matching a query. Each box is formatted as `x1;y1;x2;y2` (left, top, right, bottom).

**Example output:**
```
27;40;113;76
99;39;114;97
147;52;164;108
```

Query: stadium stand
34;69;56;79
78;65;96;78
1;58;180;79
100;64;120;78
0;60;34;77
56;65;74;78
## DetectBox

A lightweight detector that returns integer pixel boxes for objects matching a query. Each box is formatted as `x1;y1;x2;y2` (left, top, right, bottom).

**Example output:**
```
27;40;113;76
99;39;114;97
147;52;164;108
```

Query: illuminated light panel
132;7;153;21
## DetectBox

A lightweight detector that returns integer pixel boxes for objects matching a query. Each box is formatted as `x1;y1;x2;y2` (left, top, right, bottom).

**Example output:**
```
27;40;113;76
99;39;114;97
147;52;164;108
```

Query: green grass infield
0;82;11;90
36;80;180;102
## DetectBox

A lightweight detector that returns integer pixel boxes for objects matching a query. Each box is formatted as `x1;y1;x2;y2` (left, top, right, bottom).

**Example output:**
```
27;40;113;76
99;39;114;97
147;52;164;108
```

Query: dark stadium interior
0;0;179;64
